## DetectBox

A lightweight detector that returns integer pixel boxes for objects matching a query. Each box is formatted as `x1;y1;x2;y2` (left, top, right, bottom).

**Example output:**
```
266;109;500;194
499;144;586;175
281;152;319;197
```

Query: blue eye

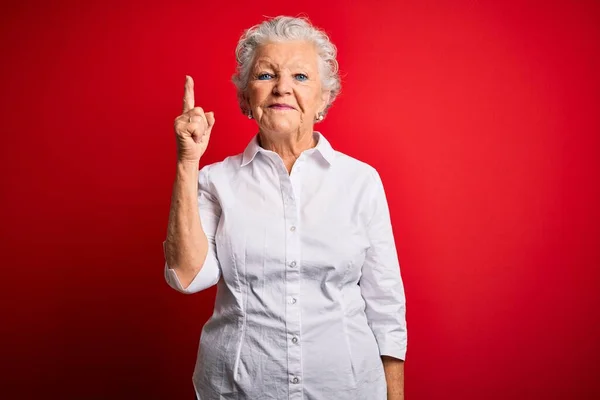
258;73;273;80
295;74;308;81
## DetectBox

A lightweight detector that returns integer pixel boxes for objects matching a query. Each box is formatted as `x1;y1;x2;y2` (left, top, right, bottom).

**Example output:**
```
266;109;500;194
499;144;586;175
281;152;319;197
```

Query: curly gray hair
232;16;341;120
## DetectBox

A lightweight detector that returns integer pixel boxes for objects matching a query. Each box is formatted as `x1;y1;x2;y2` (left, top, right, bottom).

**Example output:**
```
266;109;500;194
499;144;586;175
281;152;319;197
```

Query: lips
269;104;295;110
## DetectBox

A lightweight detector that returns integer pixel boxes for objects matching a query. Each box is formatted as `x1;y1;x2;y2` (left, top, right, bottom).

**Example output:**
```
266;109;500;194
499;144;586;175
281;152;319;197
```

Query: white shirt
164;131;407;400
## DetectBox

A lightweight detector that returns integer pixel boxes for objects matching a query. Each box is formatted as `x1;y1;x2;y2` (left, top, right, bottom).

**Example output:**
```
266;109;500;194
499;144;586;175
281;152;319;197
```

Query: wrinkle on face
246;41;328;141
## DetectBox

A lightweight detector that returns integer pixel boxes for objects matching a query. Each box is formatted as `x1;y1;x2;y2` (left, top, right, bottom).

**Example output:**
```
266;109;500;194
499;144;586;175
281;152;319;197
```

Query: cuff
375;334;407;361
162;241;221;294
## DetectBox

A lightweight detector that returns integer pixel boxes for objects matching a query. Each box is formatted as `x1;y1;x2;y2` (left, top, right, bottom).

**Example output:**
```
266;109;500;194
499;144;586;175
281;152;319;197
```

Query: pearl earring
316;112;324;121
247;111;253;119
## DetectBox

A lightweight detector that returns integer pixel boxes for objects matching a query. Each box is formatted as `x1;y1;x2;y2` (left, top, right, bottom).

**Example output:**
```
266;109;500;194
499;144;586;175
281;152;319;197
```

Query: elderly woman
163;16;407;400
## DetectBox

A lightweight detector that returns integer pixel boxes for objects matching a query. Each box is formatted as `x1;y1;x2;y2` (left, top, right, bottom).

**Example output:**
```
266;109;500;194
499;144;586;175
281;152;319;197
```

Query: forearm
164;161;208;289
382;356;404;400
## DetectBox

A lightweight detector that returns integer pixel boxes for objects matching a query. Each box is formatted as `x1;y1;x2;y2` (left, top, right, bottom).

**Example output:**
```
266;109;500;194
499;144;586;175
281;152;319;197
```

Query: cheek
299;86;322;109
246;85;262;107
246;85;268;106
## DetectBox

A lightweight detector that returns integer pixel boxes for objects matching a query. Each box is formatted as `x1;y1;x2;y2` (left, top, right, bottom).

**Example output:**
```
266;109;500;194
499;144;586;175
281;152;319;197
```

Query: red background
1;0;599;398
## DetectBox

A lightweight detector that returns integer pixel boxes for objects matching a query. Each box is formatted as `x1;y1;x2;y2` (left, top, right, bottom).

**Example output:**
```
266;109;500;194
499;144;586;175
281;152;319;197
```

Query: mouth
268;104;295;110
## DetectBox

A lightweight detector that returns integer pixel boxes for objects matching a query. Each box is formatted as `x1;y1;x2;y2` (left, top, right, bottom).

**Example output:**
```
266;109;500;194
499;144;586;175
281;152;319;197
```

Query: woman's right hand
174;75;215;163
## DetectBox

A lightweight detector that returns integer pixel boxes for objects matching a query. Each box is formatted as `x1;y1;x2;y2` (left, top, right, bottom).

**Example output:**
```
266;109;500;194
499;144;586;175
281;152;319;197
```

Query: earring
247;111;253;119
315;112;324;121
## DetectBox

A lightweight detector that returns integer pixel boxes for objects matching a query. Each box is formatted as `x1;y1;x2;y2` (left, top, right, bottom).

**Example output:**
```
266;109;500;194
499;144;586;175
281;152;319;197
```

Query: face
245;40;330;137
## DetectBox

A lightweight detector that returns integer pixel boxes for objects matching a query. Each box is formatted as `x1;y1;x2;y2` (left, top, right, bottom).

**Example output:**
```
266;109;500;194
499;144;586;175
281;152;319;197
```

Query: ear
320;90;331;112
240;90;251;115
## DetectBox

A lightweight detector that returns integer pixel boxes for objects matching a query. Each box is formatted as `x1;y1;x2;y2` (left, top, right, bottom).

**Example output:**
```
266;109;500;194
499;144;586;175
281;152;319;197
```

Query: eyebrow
253;59;312;71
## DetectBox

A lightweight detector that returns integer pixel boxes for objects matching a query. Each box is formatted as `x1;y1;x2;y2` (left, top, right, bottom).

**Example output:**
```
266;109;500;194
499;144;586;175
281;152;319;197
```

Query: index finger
183;75;195;113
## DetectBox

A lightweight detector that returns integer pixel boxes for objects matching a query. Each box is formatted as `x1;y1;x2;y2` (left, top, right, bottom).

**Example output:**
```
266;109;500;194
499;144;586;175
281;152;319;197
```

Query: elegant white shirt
164;131;407;400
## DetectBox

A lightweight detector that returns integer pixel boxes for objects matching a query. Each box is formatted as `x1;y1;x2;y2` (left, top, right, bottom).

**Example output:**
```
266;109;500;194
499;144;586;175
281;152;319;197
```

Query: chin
262;120;300;135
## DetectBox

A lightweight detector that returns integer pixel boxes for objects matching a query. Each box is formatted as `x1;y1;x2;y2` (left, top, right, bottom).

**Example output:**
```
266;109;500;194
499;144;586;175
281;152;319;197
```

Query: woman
163;16;407;400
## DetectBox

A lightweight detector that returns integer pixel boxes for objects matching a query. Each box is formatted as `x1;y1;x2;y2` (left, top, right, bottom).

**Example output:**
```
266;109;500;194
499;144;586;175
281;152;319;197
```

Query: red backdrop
1;0;599;398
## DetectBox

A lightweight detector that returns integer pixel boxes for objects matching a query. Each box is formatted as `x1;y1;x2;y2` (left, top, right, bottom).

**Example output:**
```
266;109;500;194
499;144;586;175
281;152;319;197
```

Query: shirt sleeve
359;168;408;361
163;164;222;294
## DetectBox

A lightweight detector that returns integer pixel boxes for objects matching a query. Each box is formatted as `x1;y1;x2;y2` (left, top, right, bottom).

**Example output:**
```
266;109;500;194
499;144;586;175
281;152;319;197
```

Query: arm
382;356;405;400
163;162;221;294
359;169;407;397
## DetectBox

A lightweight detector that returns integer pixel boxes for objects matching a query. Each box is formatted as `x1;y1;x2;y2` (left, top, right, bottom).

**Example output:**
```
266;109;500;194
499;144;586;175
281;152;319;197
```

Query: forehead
252;40;319;70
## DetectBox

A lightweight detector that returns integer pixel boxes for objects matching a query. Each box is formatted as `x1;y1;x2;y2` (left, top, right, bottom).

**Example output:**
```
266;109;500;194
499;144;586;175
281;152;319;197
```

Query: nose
273;74;293;96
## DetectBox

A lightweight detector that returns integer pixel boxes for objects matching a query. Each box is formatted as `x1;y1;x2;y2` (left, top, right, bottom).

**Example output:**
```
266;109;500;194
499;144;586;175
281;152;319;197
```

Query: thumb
205;111;215;130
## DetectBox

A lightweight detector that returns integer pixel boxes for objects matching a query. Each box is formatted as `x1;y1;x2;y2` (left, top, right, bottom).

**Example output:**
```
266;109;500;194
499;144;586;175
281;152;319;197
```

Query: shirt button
292;337;298;344
291;297;297;304
292;377;300;384
290;226;296;232
290;261;297;268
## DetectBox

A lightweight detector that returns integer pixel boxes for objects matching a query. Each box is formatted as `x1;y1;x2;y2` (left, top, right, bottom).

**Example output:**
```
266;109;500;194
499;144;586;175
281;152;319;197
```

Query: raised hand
173;75;215;162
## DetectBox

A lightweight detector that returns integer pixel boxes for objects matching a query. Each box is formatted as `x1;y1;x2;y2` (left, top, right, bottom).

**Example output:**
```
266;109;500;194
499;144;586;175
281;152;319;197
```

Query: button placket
281;169;303;399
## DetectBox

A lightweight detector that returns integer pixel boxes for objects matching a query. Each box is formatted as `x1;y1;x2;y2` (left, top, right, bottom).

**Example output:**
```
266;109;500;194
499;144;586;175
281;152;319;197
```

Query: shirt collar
241;131;335;167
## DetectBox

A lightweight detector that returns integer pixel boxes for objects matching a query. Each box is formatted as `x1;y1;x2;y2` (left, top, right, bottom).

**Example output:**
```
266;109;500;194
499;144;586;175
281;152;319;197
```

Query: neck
258;129;317;173
258;130;316;159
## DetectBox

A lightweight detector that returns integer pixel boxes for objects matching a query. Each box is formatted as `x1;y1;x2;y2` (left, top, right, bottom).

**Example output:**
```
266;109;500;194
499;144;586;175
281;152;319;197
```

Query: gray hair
232;15;341;119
